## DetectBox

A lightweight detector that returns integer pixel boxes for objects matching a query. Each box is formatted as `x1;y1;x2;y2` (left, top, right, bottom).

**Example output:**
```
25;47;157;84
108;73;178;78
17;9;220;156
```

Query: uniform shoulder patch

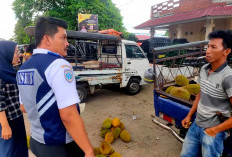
64;69;74;83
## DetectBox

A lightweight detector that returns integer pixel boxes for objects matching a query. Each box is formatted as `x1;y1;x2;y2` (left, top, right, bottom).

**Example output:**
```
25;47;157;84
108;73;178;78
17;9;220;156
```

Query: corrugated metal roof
135;5;232;29
135;35;150;41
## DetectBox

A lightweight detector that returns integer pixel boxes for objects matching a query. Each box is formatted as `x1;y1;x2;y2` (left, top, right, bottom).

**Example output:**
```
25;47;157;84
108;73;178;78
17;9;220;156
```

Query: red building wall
177;0;225;13
151;0;226;18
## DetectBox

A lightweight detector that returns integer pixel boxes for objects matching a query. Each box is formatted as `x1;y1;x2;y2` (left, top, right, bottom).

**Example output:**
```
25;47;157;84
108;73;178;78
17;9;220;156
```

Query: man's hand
204;127;218;137
59;105;95;157
181;116;192;128
1;124;12;140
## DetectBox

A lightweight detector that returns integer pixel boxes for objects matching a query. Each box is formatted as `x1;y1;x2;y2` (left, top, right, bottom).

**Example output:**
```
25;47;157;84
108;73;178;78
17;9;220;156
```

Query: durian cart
152;41;232;156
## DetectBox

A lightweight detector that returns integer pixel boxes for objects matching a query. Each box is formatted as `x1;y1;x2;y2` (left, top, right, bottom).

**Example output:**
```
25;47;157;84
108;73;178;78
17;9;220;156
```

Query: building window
190;32;193;35
185;32;188;35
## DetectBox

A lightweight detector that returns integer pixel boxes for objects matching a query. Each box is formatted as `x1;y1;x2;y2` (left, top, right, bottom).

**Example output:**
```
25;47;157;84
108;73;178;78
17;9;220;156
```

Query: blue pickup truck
152;41;232;156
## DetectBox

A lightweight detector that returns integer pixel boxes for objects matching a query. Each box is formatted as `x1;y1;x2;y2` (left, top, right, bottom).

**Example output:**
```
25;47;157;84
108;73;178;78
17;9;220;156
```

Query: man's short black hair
35;17;68;47
208;30;232;50
26;43;36;54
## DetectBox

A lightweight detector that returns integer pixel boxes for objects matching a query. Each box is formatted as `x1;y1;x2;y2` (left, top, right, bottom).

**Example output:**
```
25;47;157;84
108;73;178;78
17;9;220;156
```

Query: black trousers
30;137;85;157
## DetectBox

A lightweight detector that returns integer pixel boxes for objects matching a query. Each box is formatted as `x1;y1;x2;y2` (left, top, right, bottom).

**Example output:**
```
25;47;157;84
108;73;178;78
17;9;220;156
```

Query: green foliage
163;49;187;67
165;30;169;37
12;0;126;43
123;32;138;42
13;20;31;44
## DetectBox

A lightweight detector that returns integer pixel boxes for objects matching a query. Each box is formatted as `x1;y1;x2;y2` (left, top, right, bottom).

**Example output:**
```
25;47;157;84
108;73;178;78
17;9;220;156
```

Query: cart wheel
126;78;141;95
76;84;87;103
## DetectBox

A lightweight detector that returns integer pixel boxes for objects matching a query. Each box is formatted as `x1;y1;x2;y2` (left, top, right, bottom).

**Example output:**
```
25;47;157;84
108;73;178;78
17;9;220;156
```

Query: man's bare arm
20;104;26;113
59;105;95;157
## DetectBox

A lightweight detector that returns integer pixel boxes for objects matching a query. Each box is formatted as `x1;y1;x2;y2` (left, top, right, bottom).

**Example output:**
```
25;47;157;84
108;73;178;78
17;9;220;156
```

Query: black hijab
0;41;17;84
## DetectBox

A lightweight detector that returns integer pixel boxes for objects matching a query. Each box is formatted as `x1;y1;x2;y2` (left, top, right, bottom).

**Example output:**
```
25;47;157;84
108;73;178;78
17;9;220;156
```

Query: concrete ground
25;84;182;157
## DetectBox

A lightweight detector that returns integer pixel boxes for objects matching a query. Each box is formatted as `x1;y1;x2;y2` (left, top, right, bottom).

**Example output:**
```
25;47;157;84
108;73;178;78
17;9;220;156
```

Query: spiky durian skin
120;130;131;142
100;129;111;138
109;152;122;157
105;132;114;144
100;141;112;155
102;118;112;129
185;84;200;95
170;87;190;100
112;118;120;127
96;155;107;157
113;127;121;139
94;147;101;155
175;75;189;86
118;122;125;130
165;86;175;94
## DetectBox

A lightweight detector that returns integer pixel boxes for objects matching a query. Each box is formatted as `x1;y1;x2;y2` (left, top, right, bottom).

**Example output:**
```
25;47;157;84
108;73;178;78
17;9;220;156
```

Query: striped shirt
196;62;232;128
0;79;22;120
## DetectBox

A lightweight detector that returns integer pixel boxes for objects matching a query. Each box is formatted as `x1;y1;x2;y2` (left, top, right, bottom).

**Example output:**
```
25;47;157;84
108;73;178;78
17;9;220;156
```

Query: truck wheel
126;78;141;95
76;84;87;103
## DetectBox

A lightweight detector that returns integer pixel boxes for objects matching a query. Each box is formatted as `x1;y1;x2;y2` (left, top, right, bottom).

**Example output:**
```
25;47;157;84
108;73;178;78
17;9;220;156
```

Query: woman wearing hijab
0;41;28;157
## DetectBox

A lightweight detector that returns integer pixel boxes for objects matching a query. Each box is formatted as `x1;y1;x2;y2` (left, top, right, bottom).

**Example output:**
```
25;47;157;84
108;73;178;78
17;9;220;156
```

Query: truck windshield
125;45;146;58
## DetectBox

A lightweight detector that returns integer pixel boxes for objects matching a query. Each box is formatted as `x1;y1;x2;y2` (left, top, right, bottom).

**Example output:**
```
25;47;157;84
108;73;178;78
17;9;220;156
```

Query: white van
66;31;150;102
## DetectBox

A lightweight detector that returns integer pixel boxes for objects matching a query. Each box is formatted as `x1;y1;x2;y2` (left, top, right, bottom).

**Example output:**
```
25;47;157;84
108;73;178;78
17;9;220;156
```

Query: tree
123;32;138;42
12;0;127;44
165;30;169;37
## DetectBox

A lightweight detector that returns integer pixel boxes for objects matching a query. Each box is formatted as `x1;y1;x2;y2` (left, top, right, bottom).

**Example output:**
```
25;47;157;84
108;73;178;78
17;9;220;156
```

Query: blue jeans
180;122;227;157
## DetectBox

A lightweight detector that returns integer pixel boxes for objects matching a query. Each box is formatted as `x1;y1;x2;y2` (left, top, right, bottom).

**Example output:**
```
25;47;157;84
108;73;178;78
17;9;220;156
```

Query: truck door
123;44;150;83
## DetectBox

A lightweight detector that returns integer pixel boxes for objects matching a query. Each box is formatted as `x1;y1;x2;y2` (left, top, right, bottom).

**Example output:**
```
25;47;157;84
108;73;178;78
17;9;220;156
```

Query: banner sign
78;14;98;33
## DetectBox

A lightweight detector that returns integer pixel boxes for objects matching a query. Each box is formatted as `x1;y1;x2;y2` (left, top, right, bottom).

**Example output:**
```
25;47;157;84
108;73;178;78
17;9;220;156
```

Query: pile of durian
94;118;131;157
165;75;200;101
94;141;121;157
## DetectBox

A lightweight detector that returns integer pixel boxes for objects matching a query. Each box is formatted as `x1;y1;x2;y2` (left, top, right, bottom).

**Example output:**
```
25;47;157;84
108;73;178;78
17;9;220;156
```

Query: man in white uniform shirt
17;17;95;157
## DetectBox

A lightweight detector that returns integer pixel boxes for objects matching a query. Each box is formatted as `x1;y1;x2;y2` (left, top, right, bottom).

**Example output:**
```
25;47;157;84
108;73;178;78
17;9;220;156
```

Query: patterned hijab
0;41;17;83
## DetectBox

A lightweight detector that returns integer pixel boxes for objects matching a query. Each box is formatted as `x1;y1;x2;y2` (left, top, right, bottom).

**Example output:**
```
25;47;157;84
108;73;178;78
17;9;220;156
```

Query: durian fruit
109;152;122;157
165;86;175;94
185;84;200;95
120;130;131;142
94;147;101;155
170;87;190;101
175;75;189;86
113;127;121;139
105;132;114;144
102;118;112;129
111;127;116;132
109;148;115;155
100;141;112;155
118;122;125;130
112;118;120;127
100;129;111;138
96;155;107;157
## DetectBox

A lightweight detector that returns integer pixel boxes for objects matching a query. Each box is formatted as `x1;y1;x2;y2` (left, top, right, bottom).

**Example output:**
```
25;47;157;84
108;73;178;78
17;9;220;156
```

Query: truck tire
126;78;141;95
76;84;87;103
